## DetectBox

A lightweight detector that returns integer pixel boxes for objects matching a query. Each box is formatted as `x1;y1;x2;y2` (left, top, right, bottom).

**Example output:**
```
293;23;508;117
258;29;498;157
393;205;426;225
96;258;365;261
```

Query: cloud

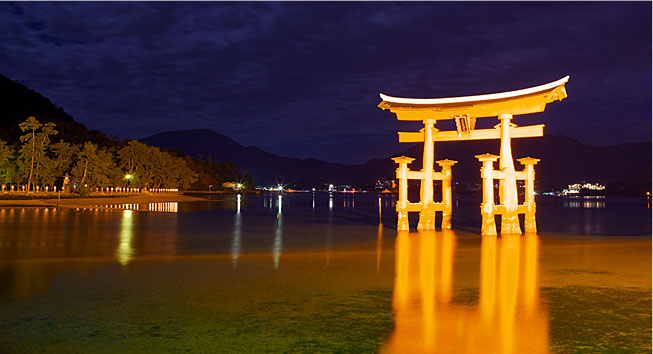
0;2;650;164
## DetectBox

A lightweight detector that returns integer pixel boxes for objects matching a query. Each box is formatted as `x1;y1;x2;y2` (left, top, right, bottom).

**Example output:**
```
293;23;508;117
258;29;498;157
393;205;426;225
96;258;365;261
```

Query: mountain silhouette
2;73;649;193
141;129;352;187
141;128;651;191
0;75;116;147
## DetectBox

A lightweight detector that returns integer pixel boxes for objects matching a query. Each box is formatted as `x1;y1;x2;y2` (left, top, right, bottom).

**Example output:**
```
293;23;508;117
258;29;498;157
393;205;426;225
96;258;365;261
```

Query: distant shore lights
562;183;605;195
379;76;569;234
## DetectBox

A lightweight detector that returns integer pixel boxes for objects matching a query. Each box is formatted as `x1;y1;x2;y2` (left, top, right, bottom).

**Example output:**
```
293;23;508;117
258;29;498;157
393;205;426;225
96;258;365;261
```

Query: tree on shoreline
71;142;117;191
43;141;78;187
18;117;57;191
0;140;13;185
117;140;197;190
4;117;253;192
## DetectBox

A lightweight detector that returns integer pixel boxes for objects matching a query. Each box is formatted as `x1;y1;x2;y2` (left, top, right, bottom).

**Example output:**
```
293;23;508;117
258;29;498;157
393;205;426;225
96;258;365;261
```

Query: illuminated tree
117;140;156;189
118;140;196;190
71;142;115;191
0;140;14;185
18;117;57;191
151;151;197;189
40;141;79;188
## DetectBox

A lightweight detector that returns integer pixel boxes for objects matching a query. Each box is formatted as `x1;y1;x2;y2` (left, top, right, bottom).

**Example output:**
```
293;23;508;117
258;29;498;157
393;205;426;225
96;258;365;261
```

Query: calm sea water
0;193;650;353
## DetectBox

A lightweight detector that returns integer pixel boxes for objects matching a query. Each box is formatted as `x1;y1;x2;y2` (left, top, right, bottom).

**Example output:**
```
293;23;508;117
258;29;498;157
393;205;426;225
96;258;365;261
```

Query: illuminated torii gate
379;76;569;234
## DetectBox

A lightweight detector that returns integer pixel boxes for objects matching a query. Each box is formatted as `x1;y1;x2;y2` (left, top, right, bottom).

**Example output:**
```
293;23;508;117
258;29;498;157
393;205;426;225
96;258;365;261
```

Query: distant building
562;182;605;196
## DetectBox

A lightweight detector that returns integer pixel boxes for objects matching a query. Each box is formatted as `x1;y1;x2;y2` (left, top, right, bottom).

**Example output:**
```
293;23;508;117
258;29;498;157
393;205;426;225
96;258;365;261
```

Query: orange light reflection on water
384;231;548;354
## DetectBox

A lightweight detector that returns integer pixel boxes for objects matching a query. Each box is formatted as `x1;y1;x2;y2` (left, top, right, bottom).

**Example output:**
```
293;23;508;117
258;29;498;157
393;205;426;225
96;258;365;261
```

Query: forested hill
0;75;115;147
0;75;253;191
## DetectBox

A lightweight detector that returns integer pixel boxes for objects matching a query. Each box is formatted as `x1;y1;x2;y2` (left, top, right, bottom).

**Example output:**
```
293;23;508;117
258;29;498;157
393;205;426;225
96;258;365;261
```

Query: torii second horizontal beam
398;124;544;143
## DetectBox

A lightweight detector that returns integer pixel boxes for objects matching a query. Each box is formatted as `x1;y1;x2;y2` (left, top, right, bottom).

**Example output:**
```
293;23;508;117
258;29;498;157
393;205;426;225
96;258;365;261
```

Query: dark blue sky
1;2;650;164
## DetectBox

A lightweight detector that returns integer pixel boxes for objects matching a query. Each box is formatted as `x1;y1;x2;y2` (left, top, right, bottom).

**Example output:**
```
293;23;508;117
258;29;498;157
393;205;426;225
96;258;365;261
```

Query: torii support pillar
477;153;541;236
392;156;456;231
517;157;540;233
477;153;498;236
437;159;457;230
392;156;414;231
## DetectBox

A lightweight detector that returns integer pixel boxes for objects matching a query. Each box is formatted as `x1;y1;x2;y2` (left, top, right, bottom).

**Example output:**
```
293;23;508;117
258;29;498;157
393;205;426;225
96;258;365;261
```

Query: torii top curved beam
379;76;569;121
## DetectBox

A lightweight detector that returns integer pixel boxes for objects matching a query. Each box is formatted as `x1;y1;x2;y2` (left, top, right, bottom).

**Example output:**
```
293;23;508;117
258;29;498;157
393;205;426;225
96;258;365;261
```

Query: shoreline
0;193;212;209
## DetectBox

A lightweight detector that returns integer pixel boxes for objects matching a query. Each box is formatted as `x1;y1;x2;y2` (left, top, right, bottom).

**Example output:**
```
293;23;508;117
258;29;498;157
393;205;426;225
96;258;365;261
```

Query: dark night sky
1;2;651;164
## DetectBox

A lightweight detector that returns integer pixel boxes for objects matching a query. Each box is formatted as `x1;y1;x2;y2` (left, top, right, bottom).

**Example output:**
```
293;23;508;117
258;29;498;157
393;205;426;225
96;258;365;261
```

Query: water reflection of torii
379;76;569;234
383;231;548;354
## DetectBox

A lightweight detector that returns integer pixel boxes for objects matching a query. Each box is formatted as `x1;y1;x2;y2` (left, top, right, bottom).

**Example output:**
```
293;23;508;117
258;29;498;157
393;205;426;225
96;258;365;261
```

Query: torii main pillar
417;119;436;230
498;113;521;234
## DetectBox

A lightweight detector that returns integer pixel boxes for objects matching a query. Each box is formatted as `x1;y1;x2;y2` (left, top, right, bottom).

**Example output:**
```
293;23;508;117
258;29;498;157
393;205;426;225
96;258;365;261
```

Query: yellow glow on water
231;198;241;268
116;210;134;267
384;232;548;354
523;233;538;311
438;230;454;302
498;234;520;354
393;231;410;307
480;235;497;320
418;230;436;347
273;195;283;269
376;223;383;273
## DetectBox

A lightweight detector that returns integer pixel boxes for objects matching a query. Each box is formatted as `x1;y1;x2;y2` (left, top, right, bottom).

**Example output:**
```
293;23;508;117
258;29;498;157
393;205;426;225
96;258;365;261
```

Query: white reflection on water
563;196;605;209
384;231;548;354
116;210;134;267
231;195;241;268
148;202;178;212
273;195;283;269
325;193;334;266
103;203;178;212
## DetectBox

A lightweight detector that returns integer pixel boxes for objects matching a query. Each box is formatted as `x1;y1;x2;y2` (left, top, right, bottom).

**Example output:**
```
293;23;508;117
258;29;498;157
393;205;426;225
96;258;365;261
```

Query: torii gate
379;76;569;234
